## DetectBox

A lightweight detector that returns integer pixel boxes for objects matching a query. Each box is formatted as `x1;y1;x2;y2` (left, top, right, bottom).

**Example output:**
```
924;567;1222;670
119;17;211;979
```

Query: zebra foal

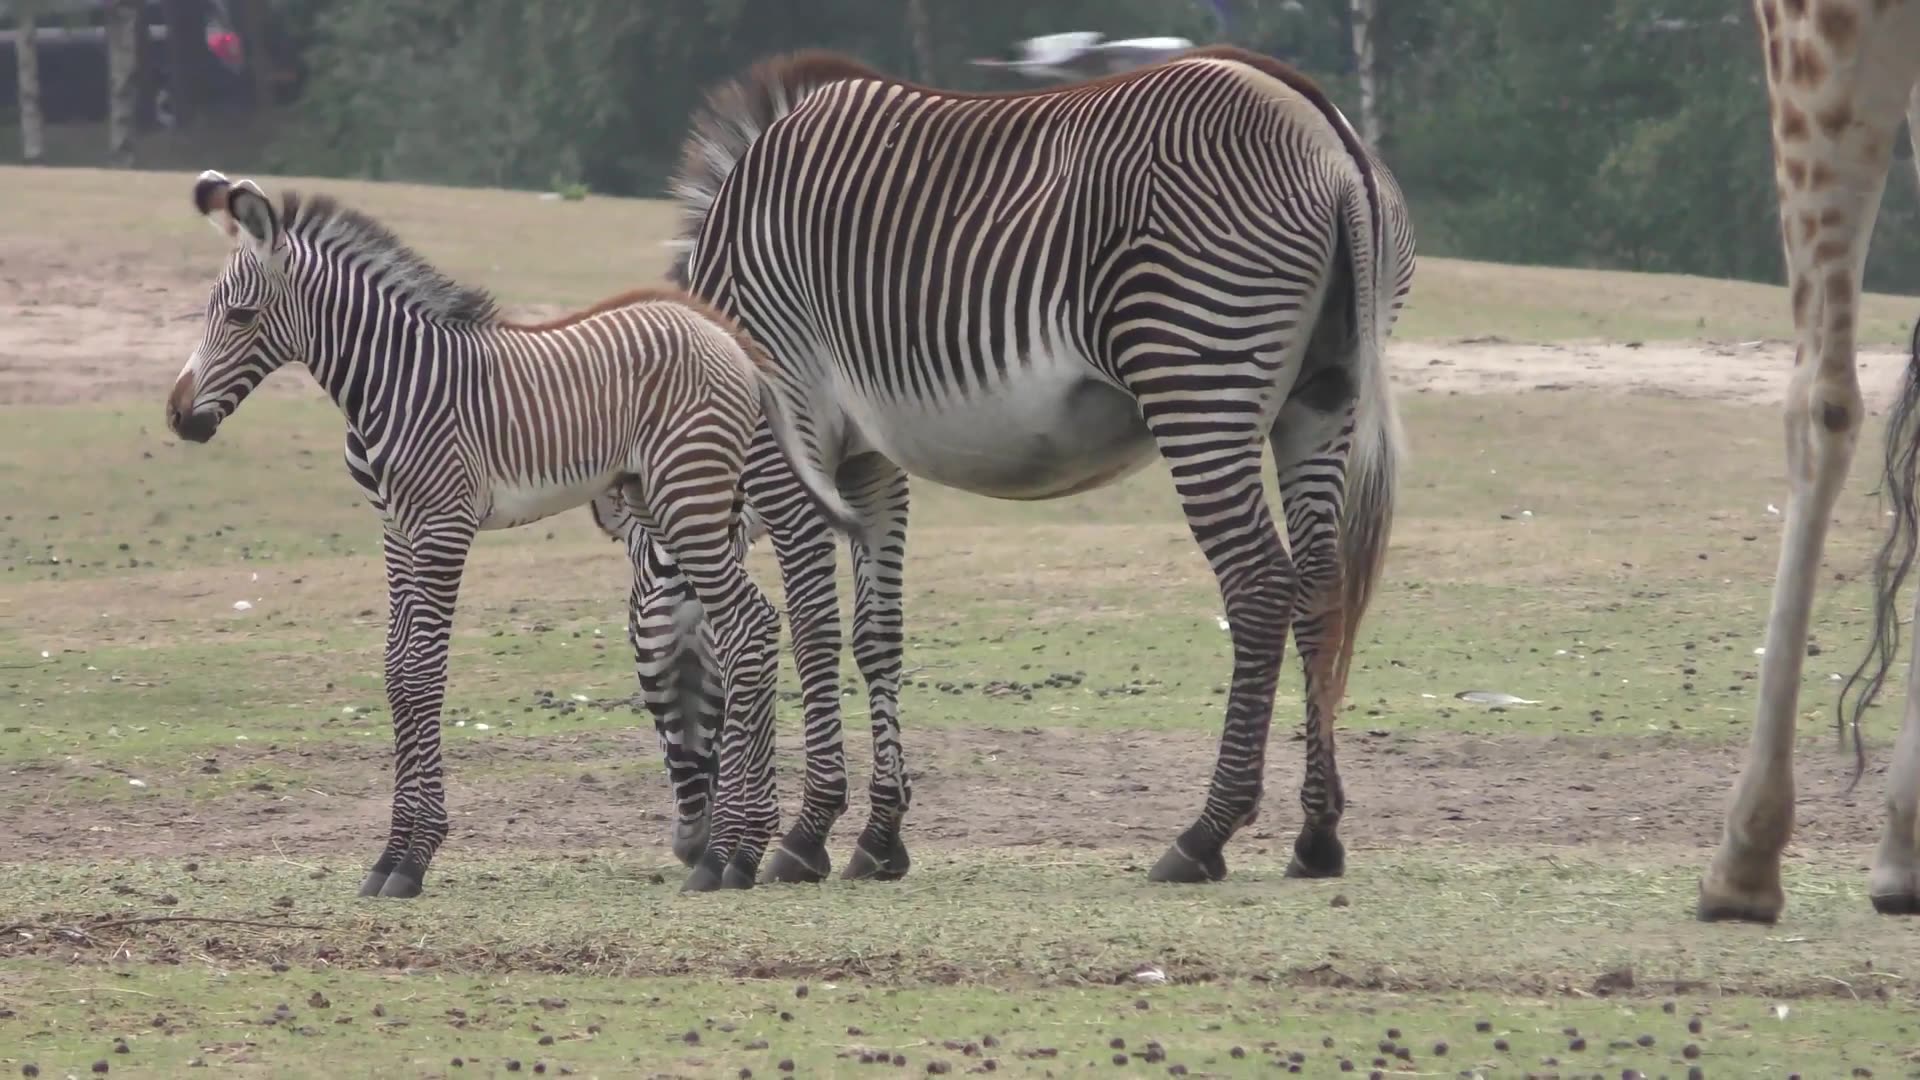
166;171;856;896
635;47;1414;888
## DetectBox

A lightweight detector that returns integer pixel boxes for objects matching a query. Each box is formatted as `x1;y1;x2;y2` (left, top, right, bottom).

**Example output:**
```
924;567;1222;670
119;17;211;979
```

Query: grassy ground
7;165;1920;1077
5;162;1916;345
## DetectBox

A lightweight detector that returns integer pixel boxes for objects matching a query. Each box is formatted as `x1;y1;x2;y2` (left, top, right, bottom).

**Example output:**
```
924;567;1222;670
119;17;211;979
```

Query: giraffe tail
1839;320;1920;790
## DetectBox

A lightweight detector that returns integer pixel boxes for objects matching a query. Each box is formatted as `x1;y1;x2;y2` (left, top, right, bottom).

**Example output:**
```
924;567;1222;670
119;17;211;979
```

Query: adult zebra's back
637;47;1414;887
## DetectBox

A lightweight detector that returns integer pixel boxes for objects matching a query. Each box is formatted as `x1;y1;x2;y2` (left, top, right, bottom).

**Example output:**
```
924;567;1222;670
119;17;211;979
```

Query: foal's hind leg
591;492;718;866
629;471;782;894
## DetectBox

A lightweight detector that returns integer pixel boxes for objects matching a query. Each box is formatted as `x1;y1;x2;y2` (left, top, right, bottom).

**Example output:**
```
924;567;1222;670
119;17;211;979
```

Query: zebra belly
859;373;1156;501
479;471;620;531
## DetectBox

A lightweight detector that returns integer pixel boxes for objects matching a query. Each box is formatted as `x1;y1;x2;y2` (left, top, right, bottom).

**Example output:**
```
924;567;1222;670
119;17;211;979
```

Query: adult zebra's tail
1330;169;1406;691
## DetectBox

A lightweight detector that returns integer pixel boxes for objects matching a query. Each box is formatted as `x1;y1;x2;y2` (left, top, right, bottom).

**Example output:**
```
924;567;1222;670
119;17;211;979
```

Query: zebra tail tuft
1838;320;1920;790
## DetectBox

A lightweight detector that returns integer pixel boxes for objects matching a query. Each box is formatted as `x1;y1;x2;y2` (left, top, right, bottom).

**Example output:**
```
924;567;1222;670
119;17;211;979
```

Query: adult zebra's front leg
358;519;475;899
1137;400;1298;884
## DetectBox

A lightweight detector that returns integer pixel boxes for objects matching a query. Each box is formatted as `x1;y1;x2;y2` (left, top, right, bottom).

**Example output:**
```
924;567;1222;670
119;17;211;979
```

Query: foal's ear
225;179;282;262
192;169;236;237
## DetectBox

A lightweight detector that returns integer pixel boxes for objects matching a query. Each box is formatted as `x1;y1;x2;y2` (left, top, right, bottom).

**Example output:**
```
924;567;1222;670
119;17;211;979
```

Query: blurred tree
13;0;44;163
105;0;138;164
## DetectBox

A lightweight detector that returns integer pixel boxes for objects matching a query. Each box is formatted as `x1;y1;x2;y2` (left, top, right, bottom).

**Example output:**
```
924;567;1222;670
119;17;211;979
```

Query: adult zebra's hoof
1284;828;1345;879
681;851;727;893
1148;843;1226;884
357;869;390;897
377;871;424;899
672;812;710;868
720;850;761;890
842;836;910;881
760;837;832;884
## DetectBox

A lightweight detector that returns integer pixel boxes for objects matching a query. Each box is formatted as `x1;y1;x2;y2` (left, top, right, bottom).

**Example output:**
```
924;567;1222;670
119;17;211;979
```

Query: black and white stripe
629;47;1415;886
170;172;853;895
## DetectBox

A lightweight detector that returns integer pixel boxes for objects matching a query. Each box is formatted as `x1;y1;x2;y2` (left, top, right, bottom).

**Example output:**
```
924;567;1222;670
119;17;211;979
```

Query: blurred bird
970;32;1196;81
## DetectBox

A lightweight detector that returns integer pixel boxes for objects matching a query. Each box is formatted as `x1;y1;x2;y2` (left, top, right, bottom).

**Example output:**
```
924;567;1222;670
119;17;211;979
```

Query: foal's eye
225;307;259;327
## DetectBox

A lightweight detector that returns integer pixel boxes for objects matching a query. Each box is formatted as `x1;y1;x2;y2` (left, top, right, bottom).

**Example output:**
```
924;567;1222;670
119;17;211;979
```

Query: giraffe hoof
841;836;911;882
760;837;832;884
681;852;727;893
1284;828;1345;879
1148;843;1226;884
721;851;760;890
671;812;710;868
377;871;423;899
1694;876;1783;924
1871;891;1920;915
357;870;390;897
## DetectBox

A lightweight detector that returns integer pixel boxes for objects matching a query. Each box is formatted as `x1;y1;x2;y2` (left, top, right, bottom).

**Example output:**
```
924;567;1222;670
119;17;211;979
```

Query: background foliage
15;0;1920;294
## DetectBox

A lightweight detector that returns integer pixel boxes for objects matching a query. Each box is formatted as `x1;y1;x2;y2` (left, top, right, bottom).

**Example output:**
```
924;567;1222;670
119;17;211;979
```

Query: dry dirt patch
2;723;1880;865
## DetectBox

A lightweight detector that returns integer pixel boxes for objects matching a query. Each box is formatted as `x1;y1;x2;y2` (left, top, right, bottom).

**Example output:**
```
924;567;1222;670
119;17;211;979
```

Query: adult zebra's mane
278;191;501;326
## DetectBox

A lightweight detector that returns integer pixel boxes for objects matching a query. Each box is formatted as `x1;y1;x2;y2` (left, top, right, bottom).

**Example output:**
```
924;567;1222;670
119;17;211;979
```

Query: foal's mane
279;191;500;325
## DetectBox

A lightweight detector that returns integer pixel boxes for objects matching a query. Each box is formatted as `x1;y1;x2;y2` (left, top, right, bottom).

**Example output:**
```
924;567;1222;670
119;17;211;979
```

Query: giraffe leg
1701;10;1918;923
359;521;473;900
837;454;914;883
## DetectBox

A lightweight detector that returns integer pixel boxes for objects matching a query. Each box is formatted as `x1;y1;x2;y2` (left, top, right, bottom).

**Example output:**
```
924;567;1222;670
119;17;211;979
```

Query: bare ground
1;723;1883;865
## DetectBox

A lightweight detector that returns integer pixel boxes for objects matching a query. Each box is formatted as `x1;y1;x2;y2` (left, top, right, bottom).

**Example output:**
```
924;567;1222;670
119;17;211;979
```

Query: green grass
4;970;1912;1079
4;849;1918;1077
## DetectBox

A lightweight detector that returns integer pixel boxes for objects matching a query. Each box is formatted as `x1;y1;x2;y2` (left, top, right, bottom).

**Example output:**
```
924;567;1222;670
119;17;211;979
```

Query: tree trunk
1348;0;1382;146
106;0;139;165
164;0;210;126
905;0;935;84
13;0;43;163
237;0;273;110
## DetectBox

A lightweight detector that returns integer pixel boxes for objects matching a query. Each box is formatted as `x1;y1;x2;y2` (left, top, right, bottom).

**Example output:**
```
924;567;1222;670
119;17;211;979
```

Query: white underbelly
850;359;1156;501
480;471;619;531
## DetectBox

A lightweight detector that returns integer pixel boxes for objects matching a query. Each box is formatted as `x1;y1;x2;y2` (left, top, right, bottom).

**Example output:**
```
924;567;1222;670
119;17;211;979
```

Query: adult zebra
168;171;856;896
634;47;1415;889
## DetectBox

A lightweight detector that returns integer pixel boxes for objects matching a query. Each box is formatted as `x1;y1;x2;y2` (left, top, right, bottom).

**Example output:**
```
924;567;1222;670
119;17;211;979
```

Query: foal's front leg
358;521;475;899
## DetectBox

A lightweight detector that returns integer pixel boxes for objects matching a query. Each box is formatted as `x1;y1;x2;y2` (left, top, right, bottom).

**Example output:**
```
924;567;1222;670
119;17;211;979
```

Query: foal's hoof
1284;829;1346;879
377;871;423;899
760;836;832;885
672;813;710;868
1870;891;1920;916
357;870;390;897
720;850;761;890
1148;843;1226;884
682;852;727;893
842;836;911;882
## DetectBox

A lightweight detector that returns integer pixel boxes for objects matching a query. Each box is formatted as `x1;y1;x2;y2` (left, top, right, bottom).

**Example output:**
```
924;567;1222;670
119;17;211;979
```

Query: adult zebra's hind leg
1271;399;1361;879
1134;398;1297;884
839;454;914;881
